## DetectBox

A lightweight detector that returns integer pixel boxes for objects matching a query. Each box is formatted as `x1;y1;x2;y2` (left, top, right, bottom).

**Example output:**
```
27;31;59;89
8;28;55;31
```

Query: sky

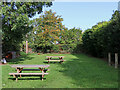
30;2;118;31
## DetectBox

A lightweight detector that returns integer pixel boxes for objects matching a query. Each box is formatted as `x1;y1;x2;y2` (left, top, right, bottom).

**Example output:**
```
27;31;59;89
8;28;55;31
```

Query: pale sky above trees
30;2;118;31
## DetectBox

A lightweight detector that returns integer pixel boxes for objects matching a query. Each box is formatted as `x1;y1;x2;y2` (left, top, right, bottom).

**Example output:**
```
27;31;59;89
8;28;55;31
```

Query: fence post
108;53;111;66
115;53;118;68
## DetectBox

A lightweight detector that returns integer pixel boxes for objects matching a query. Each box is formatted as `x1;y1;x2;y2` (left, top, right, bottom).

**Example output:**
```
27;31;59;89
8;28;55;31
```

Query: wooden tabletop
10;65;50;68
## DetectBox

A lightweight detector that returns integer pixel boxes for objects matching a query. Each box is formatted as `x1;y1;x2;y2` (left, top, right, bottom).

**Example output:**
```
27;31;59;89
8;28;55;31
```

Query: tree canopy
82;10;120;57
2;2;52;54
28;10;82;53
59;27;82;44
28;9;65;52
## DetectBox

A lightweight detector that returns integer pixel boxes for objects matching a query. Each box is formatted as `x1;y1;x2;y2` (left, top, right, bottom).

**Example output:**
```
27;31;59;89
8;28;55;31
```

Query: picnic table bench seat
9;73;49;75
45;56;65;64
15;69;50;72
46;56;64;59
45;60;66;61
9;73;48;81
46;56;64;58
11;65;50;68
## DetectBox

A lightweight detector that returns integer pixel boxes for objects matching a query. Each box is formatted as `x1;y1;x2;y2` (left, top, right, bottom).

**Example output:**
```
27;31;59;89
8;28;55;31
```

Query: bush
20;51;27;56
58;44;81;53
82;11;120;58
30;43;82;54
52;45;60;53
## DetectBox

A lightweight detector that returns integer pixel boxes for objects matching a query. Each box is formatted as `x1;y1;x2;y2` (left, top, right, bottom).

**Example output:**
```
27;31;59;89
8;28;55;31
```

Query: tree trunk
26;35;28;54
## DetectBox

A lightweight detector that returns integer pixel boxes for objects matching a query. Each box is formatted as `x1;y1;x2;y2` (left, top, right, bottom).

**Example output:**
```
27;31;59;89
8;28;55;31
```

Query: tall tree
2;2;52;54
30;9;64;52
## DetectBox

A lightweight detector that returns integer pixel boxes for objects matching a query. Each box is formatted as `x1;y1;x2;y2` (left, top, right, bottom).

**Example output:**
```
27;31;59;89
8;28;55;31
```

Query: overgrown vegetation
82;10;120;58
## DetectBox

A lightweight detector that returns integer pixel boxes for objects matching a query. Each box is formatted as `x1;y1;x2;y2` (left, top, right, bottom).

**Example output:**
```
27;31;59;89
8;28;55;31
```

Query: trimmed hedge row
82;11;120;58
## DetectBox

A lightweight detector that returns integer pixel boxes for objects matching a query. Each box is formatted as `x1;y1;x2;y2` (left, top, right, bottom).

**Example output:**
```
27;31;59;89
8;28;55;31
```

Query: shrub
52;45;60;53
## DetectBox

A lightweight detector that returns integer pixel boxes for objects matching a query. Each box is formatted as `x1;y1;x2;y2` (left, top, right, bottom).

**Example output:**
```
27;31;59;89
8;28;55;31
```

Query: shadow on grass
58;54;118;88
8;75;46;81
8;78;46;81
7;54;34;64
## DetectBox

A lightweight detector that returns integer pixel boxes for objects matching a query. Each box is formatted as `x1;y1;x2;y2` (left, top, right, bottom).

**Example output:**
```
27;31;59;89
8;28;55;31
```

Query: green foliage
58;27;82;53
60;27;82;44
32;9;64;46
2;2;52;53
29;11;83;53
20;51;27;56
57;44;81;53
29;10;65;53
52;45;60;53
82;10;120;57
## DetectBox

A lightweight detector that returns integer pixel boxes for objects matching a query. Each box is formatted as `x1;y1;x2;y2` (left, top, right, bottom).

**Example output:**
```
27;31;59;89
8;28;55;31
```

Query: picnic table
46;56;65;64
9;65;50;81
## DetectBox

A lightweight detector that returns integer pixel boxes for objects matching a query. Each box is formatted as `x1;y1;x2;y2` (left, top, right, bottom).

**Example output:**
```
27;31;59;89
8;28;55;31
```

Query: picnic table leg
17;68;20;73
48;60;50;63
19;68;23;77
60;61;63;64
39;67;45;73
39;67;45;81
48;57;50;63
12;74;18;82
16;68;23;78
19;68;23;73
59;57;61;60
13;74;16;78
60;57;63;64
39;67;42;71
42;74;44;81
20;68;23;78
60;57;63;60
48;57;50;60
17;67;23;73
16;75;18;82
42;68;45;73
20;74;22;78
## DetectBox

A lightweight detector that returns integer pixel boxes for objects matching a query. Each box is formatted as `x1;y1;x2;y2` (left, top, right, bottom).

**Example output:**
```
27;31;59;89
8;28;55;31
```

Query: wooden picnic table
46;56;64;59
11;65;50;73
46;56;65;63
9;65;50;81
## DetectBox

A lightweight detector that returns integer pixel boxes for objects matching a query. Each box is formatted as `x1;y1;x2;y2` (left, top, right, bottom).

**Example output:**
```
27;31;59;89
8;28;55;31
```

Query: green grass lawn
2;53;118;88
